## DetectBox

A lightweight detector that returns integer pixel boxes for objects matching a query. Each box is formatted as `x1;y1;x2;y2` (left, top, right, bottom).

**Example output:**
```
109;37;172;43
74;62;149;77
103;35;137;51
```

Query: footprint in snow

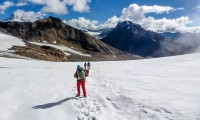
73;96;101;120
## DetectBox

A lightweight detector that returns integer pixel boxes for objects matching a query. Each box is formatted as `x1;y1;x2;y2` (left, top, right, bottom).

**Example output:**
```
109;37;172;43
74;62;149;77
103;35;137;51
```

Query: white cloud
27;0;67;14
65;17;98;30
107;4;200;33
12;9;46;22
64;16;121;31
26;0;91;14
27;0;44;4
121;4;178;23
0;1;28;14
16;2;28;7
121;4;200;33
193;6;200;9
41;0;67;14
142;16;192;33
179;26;200;33
99;16;121;29
65;3;200;33
65;0;91;13
0;1;14;14
175;7;184;11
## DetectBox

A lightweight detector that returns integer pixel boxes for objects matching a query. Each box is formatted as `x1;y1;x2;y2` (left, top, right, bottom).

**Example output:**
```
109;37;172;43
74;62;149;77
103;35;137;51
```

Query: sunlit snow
0;53;200;120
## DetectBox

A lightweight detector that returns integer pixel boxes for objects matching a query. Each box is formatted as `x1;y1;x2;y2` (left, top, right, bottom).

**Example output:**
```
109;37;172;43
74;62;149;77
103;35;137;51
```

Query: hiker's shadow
32;97;76;109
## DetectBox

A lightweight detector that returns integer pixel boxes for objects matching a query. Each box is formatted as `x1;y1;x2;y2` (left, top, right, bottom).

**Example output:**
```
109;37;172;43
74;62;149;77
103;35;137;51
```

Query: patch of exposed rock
11;43;67;61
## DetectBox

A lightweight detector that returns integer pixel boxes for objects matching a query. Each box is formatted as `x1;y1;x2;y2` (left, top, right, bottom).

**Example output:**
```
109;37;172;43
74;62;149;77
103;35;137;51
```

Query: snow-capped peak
116;20;134;28
5;13;25;22
4;10;45;22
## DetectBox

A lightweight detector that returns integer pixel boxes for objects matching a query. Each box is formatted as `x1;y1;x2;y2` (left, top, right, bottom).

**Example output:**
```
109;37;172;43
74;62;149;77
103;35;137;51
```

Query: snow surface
0;53;200;120
0;33;25;51
29;42;91;57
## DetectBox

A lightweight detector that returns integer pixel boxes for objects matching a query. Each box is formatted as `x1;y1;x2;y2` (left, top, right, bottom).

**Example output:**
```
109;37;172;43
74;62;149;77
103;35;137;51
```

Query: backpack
77;69;86;80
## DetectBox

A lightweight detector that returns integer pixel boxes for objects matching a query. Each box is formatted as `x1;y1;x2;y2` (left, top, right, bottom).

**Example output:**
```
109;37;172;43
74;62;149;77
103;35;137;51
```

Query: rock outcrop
11;44;67;61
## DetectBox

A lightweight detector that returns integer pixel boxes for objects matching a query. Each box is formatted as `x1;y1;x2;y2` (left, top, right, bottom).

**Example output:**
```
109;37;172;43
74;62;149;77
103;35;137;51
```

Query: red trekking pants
77;81;87;96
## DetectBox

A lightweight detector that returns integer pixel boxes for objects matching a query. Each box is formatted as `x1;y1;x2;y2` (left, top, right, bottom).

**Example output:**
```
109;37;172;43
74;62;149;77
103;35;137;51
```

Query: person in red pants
74;65;88;97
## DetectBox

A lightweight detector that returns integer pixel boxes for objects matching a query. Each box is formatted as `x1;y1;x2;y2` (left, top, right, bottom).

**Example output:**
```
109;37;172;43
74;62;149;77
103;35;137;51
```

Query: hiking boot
76;95;80;97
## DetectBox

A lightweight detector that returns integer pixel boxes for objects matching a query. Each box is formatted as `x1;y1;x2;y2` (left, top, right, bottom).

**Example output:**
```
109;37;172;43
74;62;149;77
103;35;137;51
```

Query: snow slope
29;42;91;57
0;33;29;59
0;53;200;120
0;32;91;58
0;33;25;51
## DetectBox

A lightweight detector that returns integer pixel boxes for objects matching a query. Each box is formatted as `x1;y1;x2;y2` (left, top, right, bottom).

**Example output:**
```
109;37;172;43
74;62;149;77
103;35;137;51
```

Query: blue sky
0;0;200;33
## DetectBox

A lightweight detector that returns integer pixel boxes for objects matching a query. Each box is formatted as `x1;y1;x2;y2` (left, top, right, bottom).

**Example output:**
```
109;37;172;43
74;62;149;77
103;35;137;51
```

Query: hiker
74;65;88;97
84;62;87;69
87;62;91;70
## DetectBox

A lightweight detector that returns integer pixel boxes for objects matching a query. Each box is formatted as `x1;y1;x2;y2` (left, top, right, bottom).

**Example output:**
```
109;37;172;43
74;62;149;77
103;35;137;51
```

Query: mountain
101;21;161;57
0;16;138;61
101;21;184;57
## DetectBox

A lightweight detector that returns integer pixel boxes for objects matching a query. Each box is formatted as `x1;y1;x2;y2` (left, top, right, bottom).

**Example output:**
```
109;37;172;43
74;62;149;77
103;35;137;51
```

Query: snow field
29;42;91;57
0;53;200;120
0;33;25;51
0;32;91;58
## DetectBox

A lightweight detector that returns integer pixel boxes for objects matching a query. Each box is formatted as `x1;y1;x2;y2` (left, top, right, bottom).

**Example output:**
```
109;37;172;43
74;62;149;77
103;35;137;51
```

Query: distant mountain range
0;16;138;61
0;14;199;61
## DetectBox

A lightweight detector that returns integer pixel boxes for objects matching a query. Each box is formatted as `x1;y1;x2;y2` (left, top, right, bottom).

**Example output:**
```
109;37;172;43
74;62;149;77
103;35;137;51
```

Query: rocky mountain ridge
101;21;185;57
0;17;139;61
